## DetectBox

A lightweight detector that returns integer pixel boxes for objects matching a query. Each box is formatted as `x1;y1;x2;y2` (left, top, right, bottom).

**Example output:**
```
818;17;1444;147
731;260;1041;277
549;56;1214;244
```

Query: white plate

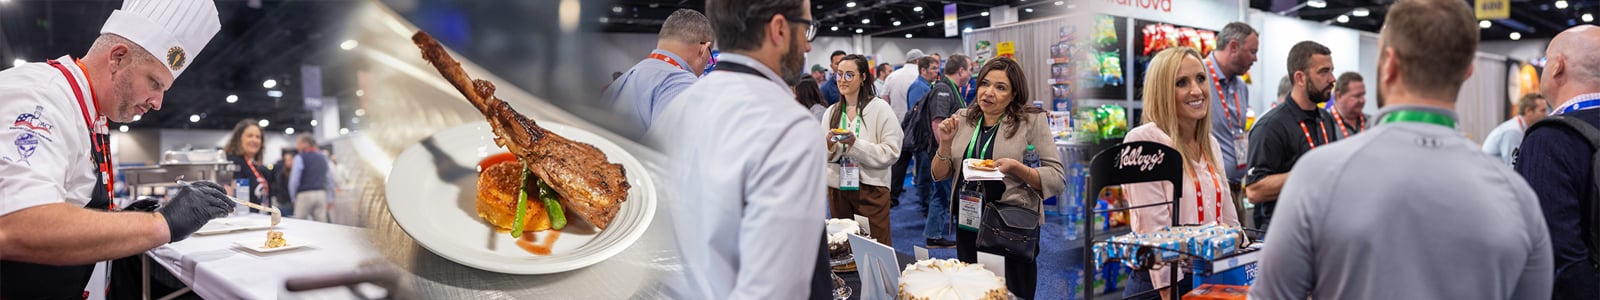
385;121;656;274
196;217;272;235
234;237;313;253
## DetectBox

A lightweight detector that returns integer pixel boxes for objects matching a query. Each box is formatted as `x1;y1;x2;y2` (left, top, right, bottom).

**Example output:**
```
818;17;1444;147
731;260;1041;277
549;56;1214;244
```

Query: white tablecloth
146;214;384;299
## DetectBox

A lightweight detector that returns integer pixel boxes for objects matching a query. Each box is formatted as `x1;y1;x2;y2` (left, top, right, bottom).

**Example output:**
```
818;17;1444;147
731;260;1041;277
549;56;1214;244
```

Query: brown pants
829;185;893;246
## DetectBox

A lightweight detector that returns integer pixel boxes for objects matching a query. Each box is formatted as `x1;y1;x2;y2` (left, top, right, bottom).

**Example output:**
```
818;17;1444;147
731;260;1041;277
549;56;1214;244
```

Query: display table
146;214;386;299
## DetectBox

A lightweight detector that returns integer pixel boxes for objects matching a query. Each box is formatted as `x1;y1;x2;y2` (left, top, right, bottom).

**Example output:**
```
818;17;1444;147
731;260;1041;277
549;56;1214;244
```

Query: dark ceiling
600;0;1079;38
0;0;363;132
1258;0;1593;41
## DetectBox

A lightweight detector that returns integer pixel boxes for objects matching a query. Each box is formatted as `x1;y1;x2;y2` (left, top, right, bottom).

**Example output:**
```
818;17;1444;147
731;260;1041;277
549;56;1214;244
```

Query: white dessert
826;219;861;244
898;259;1008;300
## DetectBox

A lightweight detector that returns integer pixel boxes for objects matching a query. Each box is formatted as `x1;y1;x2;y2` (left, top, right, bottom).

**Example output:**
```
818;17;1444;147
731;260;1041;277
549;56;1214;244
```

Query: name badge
840;157;861;191
957;182;983;232
1233;129;1248;170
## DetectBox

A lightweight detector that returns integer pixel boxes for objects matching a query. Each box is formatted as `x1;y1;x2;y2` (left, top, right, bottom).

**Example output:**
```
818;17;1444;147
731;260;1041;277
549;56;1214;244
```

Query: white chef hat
99;0;221;79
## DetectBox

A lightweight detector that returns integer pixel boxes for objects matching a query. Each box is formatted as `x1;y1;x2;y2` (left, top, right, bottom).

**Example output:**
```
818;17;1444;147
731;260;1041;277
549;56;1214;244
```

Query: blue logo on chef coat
4;106;55;165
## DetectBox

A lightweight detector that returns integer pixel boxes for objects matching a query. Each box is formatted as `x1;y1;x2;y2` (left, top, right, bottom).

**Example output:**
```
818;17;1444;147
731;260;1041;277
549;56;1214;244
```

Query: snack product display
898;259;1008;300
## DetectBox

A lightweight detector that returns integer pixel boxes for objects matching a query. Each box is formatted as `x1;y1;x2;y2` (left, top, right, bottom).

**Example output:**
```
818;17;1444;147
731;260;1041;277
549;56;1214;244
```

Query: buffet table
146;215;386;299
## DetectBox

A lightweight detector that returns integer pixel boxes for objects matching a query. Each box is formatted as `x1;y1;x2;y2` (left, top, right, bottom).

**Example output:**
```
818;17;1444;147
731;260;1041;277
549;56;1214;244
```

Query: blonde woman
1121;47;1240;300
825;54;903;245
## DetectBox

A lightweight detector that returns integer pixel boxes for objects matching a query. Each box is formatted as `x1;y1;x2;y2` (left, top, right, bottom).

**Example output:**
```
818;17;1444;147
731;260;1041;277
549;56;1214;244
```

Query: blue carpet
888;175;1125;300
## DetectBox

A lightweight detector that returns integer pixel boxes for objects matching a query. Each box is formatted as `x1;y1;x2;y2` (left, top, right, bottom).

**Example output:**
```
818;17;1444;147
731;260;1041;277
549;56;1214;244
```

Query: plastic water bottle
233;179;250;216
1023;144;1041;168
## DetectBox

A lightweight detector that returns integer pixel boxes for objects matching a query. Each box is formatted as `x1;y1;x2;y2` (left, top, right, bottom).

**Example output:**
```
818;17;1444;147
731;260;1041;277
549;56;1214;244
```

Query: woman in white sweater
825;54;903;245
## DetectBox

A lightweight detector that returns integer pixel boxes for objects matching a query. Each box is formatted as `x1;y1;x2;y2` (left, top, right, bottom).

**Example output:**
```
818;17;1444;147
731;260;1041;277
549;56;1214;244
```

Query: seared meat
413;31;631;230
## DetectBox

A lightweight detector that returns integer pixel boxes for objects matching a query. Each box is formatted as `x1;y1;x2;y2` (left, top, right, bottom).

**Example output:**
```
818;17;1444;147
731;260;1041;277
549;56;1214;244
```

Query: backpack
1524;115;1600;268
903;80;958;153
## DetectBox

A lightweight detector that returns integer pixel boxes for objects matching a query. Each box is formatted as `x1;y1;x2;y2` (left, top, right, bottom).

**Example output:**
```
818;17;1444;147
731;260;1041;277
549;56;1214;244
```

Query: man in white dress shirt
884;49;926;122
647;0;828;298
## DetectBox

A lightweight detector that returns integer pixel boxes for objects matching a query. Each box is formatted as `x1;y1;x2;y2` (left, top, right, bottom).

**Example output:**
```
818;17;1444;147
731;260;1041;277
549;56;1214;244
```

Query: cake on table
826;218;861;264
898;259;1008;300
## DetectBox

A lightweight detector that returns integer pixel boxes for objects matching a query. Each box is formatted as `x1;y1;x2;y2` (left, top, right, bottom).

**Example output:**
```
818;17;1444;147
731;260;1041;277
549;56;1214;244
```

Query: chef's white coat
0;55;105;216
647;53;829;299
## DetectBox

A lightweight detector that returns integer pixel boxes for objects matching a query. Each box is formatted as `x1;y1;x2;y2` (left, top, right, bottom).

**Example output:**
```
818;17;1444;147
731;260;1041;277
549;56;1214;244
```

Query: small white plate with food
385;121;656;274
963;159;1005;181
234;231;311;253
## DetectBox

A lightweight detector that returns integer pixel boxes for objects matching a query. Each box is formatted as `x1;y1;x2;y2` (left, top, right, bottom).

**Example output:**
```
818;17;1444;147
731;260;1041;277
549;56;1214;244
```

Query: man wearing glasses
647;0;827;298
604;9;714;136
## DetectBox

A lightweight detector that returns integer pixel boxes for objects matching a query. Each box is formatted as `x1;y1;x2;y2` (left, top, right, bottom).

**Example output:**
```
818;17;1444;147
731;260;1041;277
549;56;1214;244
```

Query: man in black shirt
1246;41;1339;232
906;54;972;248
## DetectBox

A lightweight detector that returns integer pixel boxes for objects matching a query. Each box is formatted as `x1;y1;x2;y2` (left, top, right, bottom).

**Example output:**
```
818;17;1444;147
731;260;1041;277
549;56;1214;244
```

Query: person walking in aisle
647;0;830;297
1244;41;1339;233
890;56;942;209
931;57;1065;299
289;134;337;222
1516;24;1600;300
819;50;846;105
604;8;714;134
905;54;972;248
1483;93;1546;166
1252;0;1552;297
1121;47;1240;300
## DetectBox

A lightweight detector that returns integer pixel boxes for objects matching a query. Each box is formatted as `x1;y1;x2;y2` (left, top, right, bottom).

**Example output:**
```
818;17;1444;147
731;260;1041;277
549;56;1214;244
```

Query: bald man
1517;24;1600;300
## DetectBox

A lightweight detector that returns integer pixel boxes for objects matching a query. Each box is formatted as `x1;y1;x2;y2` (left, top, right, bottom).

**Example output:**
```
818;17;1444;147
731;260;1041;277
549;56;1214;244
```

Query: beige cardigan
935;108;1066;219
825;97;903;188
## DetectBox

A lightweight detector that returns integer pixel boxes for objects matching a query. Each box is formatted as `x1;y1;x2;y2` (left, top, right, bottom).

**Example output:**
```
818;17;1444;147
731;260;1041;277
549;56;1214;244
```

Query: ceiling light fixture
339;40;358;50
893;21;901;26
189;115;200;123
1511;32;1523;40
226;94;238;103
259;119;269;127
1054;1;1064;5
310;120;318;127
1556;0;1569;9
266;90;283;98
1308;0;1327;8
118;125;128;133
598;17;609;23
846;2;856;8
914;6;923;12
862;18;870;24
981;11;990;16
831;26;839;31
964;27;974;33
11;59;22;67
285;128;295;135
1586;13;1595;22
856;28;864;34
1336;15;1350;23
263;79;277;88
132;115;141;122
905;33;913;38
1351;8;1370;17
1025;8;1034;12
928;22;937;27
355;89;364;97
611;5;622;13
1480;20;1492;28
340;128;350;135
355;109;366;116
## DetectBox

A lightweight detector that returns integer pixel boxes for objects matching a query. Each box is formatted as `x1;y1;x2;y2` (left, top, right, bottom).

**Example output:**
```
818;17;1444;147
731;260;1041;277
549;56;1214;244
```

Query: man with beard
1206;22;1258;229
1253;0;1552;297
1244;41;1339;233
647;0;829;298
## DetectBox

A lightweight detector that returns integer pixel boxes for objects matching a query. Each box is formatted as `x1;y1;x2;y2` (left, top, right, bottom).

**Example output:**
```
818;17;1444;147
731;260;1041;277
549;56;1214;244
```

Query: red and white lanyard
1299;119;1331;149
1205;58;1245;129
1330;106;1365;138
649;53;685;71
46;59;114;206
1516;116;1527;132
245;158;268;195
1188;162;1224;223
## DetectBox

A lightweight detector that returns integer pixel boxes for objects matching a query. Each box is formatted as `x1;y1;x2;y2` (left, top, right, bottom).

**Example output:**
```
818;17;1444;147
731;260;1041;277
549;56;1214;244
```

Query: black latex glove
158;180;236;243
121;198;160;212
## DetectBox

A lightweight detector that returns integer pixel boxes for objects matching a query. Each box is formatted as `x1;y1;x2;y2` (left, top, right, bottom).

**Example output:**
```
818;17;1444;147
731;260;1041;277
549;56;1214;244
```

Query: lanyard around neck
945;77;966;108
1299;118;1331;149
1378;109;1456;128
648;53;685;71
46;59;114;206
1330;106;1365;138
1187;162;1223;223
838;102;866;134
965;114;1004;159
1553;98;1600;116
1205;58;1244;129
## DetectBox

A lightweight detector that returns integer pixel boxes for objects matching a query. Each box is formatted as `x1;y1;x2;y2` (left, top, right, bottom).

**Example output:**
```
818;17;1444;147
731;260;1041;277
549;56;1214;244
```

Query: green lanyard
1377;110;1456;128
837;102;866;134
945;77;966;108
965;114;1004;159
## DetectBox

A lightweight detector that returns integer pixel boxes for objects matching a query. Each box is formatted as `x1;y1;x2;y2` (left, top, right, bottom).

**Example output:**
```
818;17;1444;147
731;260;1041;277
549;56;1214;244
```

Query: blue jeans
915;151;952;239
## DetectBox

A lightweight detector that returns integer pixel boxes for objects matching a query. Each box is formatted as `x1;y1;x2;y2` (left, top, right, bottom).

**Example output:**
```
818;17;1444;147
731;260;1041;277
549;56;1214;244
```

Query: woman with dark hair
794;76;827;120
223;119;272;213
931;57;1065;298
824;54;903;245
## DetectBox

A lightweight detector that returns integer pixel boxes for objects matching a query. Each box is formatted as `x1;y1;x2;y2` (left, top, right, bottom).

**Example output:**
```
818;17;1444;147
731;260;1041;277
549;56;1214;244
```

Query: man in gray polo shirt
1250;0;1553;298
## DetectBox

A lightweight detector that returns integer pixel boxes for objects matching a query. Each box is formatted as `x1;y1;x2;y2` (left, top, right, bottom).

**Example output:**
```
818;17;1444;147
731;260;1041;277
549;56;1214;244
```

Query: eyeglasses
784;15;818;42
839;72;856;82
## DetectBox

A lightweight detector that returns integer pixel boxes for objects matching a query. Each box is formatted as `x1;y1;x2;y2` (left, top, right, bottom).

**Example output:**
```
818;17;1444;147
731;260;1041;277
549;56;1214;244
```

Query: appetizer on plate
414;32;631;243
264;230;287;249
968;159;997;172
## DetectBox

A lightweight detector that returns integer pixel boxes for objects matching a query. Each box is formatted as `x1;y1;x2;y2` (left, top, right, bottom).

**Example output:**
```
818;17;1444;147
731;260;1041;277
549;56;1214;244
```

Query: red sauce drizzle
516;230;561;255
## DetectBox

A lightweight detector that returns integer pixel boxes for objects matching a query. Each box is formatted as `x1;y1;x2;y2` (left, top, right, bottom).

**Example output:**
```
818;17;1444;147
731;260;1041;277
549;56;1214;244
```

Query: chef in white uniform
0;0;236;298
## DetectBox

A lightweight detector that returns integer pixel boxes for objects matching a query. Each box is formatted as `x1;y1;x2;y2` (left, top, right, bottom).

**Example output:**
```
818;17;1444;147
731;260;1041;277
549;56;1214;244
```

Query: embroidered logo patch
11;106;54;136
167;46;187;70
5;106;55;165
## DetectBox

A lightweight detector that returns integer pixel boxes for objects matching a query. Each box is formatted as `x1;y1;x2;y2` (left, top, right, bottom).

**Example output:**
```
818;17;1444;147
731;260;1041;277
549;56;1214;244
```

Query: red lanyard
648;53;684;70
1187;162;1223;223
1330;106;1365;138
1517;116;1527;132
245;158;268;195
46;59;114;206
1299;119;1331;149
1205;59;1244;129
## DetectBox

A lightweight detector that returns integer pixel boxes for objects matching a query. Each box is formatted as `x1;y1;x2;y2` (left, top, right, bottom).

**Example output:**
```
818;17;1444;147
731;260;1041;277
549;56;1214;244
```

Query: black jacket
903;76;965;153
